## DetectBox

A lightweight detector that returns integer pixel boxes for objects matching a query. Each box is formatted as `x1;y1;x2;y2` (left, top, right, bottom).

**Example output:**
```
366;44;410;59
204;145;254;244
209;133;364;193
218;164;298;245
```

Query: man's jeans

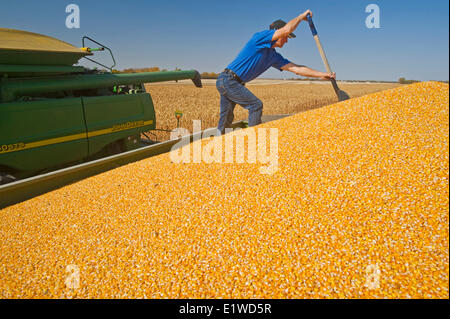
216;72;263;134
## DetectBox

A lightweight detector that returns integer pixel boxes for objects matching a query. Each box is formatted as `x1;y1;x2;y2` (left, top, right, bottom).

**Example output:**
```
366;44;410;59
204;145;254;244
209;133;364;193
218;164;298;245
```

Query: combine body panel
82;93;156;155
0;98;88;176
0;28;202;182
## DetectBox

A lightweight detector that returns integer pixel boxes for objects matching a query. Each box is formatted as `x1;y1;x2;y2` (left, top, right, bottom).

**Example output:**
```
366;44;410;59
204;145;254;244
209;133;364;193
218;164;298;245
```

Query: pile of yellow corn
0;81;448;299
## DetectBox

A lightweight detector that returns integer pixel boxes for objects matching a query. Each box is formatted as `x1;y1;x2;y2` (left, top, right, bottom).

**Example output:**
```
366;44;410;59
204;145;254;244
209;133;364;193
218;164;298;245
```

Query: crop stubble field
145;81;401;140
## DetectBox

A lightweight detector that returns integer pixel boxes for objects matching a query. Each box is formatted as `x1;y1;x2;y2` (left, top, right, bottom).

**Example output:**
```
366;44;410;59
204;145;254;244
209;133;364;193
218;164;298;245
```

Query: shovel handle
306;13;318;36
306;14;332;73
307;13;345;100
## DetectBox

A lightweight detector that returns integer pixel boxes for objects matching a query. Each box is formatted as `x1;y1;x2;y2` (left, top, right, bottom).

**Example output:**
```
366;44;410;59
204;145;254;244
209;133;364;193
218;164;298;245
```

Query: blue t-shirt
226;29;291;83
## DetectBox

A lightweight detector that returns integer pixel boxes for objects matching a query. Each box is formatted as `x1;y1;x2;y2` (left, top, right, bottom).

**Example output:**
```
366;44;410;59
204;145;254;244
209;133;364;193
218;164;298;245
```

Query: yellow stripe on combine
0;120;153;155
0;133;87;155
87;120;153;137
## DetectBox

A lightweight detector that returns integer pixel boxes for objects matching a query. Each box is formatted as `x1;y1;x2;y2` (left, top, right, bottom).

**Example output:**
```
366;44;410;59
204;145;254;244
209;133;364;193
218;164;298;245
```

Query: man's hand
282;63;337;80
320;72;336;80
301;10;313;21
273;10;313;41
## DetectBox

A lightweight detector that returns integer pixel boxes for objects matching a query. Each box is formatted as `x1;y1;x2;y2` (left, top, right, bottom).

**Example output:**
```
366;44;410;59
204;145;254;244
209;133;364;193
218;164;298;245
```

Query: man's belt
224;68;245;85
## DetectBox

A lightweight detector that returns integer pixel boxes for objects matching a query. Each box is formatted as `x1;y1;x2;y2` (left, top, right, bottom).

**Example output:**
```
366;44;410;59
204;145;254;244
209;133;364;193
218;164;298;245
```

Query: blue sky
1;0;449;81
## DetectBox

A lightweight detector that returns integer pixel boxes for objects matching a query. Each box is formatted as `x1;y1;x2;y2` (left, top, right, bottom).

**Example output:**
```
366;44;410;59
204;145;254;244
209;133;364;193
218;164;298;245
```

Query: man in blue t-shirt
216;9;336;134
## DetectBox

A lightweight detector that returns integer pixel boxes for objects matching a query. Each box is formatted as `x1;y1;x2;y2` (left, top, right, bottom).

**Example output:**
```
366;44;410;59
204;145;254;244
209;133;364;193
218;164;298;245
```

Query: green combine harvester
0;28;202;185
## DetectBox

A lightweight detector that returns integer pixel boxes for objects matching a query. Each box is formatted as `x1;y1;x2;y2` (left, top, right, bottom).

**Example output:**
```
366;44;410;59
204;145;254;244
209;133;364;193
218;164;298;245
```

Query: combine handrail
81;36;117;71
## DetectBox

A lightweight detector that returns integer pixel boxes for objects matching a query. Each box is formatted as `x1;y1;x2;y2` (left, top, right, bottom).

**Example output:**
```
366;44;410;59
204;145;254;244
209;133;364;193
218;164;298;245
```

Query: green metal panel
1;70;202;102
0;64;85;78
82;93;156;155
0;98;88;174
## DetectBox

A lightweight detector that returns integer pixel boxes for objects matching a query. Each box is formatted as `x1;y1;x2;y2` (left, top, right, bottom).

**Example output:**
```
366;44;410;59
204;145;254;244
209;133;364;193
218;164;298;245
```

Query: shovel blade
338;90;350;102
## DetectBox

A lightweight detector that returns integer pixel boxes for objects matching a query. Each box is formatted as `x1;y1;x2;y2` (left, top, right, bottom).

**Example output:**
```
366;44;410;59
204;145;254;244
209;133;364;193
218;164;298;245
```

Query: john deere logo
112;120;145;132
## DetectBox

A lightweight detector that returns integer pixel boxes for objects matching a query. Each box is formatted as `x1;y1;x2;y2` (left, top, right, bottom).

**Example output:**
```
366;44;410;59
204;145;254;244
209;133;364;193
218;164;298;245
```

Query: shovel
306;13;350;102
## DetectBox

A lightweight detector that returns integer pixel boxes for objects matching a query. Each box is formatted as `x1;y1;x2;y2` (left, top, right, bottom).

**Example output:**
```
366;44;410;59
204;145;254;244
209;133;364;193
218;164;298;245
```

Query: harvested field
0;82;448;299
145;82;401;141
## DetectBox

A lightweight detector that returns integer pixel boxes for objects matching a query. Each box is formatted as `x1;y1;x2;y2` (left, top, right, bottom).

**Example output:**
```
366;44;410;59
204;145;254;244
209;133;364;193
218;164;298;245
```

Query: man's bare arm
272;10;313;41
281;63;336;80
